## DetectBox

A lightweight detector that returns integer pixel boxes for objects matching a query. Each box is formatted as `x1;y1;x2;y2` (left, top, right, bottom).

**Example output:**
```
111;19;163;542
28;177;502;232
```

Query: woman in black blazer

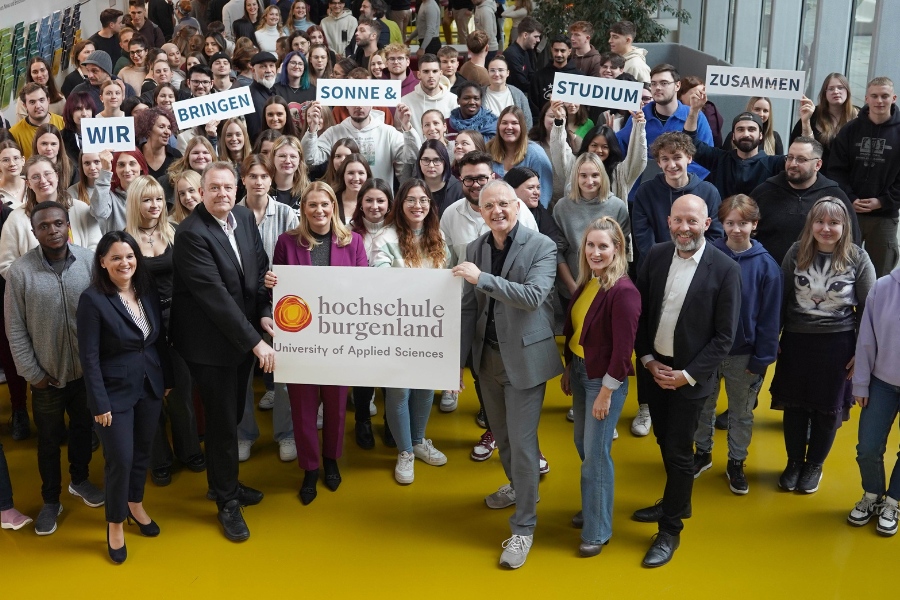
77;231;172;564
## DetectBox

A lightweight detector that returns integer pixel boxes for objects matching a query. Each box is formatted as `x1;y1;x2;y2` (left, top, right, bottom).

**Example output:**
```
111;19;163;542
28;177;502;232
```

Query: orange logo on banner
274;295;312;333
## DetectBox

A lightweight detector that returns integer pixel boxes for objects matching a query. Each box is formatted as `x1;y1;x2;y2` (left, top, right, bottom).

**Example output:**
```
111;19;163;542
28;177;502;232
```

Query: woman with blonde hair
771;198;875;494
371;178;450;485
724;96;782;156
561;216;640;557
255;5;284;53
487;105;552;208
159;136;216;204
791;72;858;170
271;182;367;504
271;135;310;212
169;170;202;225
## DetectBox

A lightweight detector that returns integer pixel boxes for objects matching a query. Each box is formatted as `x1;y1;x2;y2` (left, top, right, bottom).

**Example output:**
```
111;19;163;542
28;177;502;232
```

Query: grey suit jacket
460;225;564;390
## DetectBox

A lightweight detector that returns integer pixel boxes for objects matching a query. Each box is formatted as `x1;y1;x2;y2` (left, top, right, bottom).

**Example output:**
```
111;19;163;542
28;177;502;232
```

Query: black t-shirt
484;222;519;343
89;33;122;65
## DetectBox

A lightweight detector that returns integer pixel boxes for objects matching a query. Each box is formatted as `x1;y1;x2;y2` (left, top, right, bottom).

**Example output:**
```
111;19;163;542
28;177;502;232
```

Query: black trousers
31;378;92;504
187;354;255;509
151;347;203;469
642;358;705;536
467;351;488;430
783;407;841;466
95;379;162;523
354;387;375;424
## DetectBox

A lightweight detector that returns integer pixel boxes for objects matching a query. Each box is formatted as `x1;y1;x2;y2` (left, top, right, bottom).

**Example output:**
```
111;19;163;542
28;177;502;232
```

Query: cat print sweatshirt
780;241;876;334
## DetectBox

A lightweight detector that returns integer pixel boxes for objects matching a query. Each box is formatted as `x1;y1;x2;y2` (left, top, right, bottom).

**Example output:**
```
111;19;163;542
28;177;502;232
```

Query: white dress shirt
640;241;706;386
212;211;243;271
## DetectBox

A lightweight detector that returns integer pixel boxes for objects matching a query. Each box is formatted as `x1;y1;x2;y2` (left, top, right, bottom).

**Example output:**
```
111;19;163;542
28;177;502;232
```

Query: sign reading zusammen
704;66;806;100
272;266;461;389
171;86;255;130
551;72;643;111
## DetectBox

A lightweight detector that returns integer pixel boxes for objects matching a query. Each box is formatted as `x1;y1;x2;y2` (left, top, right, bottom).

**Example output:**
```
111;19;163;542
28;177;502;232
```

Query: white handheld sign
705;66;806;100
551;73;643;111
316;80;403;107
80;117;136;153
172;86;255;130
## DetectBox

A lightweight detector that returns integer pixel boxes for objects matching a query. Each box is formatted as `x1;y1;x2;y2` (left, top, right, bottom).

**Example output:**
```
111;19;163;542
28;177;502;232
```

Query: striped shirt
238;196;300;267
119;294;152;340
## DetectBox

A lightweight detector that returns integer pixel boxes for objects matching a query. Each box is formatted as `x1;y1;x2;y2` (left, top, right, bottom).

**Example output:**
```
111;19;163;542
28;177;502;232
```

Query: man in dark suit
170;162;275;542
632;194;742;567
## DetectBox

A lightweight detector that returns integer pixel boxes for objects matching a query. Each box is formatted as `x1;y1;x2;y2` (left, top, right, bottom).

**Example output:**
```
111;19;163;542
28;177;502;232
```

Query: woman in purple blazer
272;182;368;505
560;216;641;558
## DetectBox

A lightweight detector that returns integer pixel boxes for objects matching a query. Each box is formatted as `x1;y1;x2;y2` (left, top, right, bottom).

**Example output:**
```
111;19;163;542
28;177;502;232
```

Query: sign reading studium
80;117;136;153
316;80;403;107
551;73;644;111
172;86;256;130
705;66;806;100
272;266;461;390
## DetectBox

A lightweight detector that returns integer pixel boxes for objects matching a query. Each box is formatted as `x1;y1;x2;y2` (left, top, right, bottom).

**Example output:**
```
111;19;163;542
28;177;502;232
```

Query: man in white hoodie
321;0;359;54
400;54;458;135
302;100;420;186
609;20;650;83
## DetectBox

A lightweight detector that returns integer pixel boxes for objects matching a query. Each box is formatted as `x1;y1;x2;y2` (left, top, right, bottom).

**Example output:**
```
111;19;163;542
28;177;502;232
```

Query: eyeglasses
403;197;430;206
419;157;443;166
462;175;490;187
649;80;674;89
387;56;407;63
0;156;24;165
785;155;818;165
826;85;846;93
190;79;212;86
29;171;56;183
479;200;512;211
287;61;304;68
488;68;507;74
130;49;147;55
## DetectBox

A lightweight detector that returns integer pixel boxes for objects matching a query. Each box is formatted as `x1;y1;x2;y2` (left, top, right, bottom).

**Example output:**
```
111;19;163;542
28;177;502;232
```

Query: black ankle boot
299;469;318;505
356;420;375;450
323;458;341;491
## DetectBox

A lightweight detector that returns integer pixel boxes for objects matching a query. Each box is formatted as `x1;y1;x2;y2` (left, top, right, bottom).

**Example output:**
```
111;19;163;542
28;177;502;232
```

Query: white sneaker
440;390;458;412
395;451;415;484
631;404;651;436
485;483;516;509
877;496;899;536
238;440;253;462
499;534;533;569
258;390;275;410
566;407;574;422
413;439;447;466
278;438;297;462
848;492;880;526
613;427;619;440
316;403;323;430
369;398;377;416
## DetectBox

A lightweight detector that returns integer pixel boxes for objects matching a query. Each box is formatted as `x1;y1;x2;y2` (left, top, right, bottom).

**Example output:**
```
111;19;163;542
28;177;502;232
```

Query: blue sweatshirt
616;100;713;201
712;238;783;374
632;172;724;266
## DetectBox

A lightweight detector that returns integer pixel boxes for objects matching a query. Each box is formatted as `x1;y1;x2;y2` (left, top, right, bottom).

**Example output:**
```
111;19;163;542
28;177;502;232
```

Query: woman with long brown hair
16;57;66;121
771;198;875;494
67;152;103;206
32;123;75;187
271;182;367;504
487;105;553;208
791;73;859;170
320;137;360;189
62;40;96;97
371;178;450;485
332;152;371;224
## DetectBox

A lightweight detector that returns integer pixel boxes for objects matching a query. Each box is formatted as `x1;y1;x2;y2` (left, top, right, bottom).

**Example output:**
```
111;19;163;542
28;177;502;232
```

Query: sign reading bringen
272;266;461;390
171;86;256;130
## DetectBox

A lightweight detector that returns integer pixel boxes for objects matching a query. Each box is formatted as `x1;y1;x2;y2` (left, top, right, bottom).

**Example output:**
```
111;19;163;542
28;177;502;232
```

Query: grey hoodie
4;244;94;385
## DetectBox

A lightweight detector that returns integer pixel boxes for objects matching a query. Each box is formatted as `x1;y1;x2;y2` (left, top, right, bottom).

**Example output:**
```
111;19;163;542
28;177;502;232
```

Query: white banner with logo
80;117;136;152
272;266;461;389
704;66;806;99
316;80;403;106
551;72;644;111
171;86;255;130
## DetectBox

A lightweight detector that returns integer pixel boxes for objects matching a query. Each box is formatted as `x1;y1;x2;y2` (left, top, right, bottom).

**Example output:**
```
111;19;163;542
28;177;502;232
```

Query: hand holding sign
307;101;323;134
799;95;815;122
550;100;565;122
632;109;646;124
396;103;412;132
99;149;113;172
205;119;220;138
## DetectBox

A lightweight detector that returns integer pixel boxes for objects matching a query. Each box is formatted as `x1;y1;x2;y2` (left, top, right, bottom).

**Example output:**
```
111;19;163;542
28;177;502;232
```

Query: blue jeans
571;357;629;545
384;388;435;454
694;353;763;461
857;375;900;500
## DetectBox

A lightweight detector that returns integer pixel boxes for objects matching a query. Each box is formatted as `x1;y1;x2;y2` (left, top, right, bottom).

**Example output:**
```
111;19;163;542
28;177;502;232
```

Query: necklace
138;223;159;248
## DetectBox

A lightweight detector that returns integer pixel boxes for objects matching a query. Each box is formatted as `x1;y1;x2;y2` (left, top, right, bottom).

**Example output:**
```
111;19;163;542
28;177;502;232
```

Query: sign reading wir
316;80;402;106
272;266;461;390
80;117;136;152
172;86;255;130
705;66;806;100
551;72;643;111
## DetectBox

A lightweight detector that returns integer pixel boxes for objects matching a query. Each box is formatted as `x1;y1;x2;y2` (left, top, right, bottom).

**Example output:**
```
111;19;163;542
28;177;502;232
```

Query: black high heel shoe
127;509;160;537
107;524;127;564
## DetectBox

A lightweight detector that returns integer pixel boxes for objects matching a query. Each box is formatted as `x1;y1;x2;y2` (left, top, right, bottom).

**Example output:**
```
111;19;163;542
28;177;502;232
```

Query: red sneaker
471;431;496;461
539;452;549;475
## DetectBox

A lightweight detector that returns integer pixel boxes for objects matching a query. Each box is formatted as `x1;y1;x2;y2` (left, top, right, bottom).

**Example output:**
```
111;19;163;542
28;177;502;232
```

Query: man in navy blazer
170;162;275;542
632;195;741;567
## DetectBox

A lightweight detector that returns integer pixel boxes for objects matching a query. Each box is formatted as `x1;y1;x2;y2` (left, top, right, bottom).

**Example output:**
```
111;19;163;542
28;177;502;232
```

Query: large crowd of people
1;0;899;573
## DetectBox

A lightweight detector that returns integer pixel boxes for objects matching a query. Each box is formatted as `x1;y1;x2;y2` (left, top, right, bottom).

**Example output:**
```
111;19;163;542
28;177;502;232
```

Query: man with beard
247;52;278;140
683;87;786;199
632;194;741;567
401;54;458;135
529;35;583;118
751;137;859;266
71;51;137;113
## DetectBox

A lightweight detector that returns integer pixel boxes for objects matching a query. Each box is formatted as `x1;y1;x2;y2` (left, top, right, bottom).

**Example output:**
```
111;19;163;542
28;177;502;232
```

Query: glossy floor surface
1;357;897;599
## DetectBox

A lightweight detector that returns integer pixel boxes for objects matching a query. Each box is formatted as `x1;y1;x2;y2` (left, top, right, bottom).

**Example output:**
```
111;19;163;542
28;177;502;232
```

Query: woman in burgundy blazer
272;182;367;506
560;217;641;557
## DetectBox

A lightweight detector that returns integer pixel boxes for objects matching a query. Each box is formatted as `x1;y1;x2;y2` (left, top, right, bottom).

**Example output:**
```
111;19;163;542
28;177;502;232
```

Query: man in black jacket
633;195;741;567
247;52;279;140
171;162;274;542
828;76;900;277
147;0;176;41
503;16;542;96
528;35;583;118
752;136;860;265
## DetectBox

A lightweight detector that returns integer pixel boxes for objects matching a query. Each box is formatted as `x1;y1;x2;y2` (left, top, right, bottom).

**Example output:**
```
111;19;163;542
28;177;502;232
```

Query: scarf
449;107;497;140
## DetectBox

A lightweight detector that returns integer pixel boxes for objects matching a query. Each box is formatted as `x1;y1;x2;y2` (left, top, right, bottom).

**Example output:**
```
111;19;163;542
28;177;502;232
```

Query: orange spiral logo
274;295;312;333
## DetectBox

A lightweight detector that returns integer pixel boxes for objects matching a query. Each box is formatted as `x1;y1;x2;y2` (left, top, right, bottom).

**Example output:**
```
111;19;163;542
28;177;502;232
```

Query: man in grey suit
454;179;563;569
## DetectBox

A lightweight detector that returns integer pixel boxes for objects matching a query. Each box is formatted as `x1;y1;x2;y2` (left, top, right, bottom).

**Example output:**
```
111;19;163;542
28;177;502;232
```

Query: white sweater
400;79;458;136
0;201;101;278
255;25;282;53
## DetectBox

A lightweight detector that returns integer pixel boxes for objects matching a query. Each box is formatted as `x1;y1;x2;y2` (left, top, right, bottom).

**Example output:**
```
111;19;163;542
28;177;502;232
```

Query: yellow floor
1;350;897;599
